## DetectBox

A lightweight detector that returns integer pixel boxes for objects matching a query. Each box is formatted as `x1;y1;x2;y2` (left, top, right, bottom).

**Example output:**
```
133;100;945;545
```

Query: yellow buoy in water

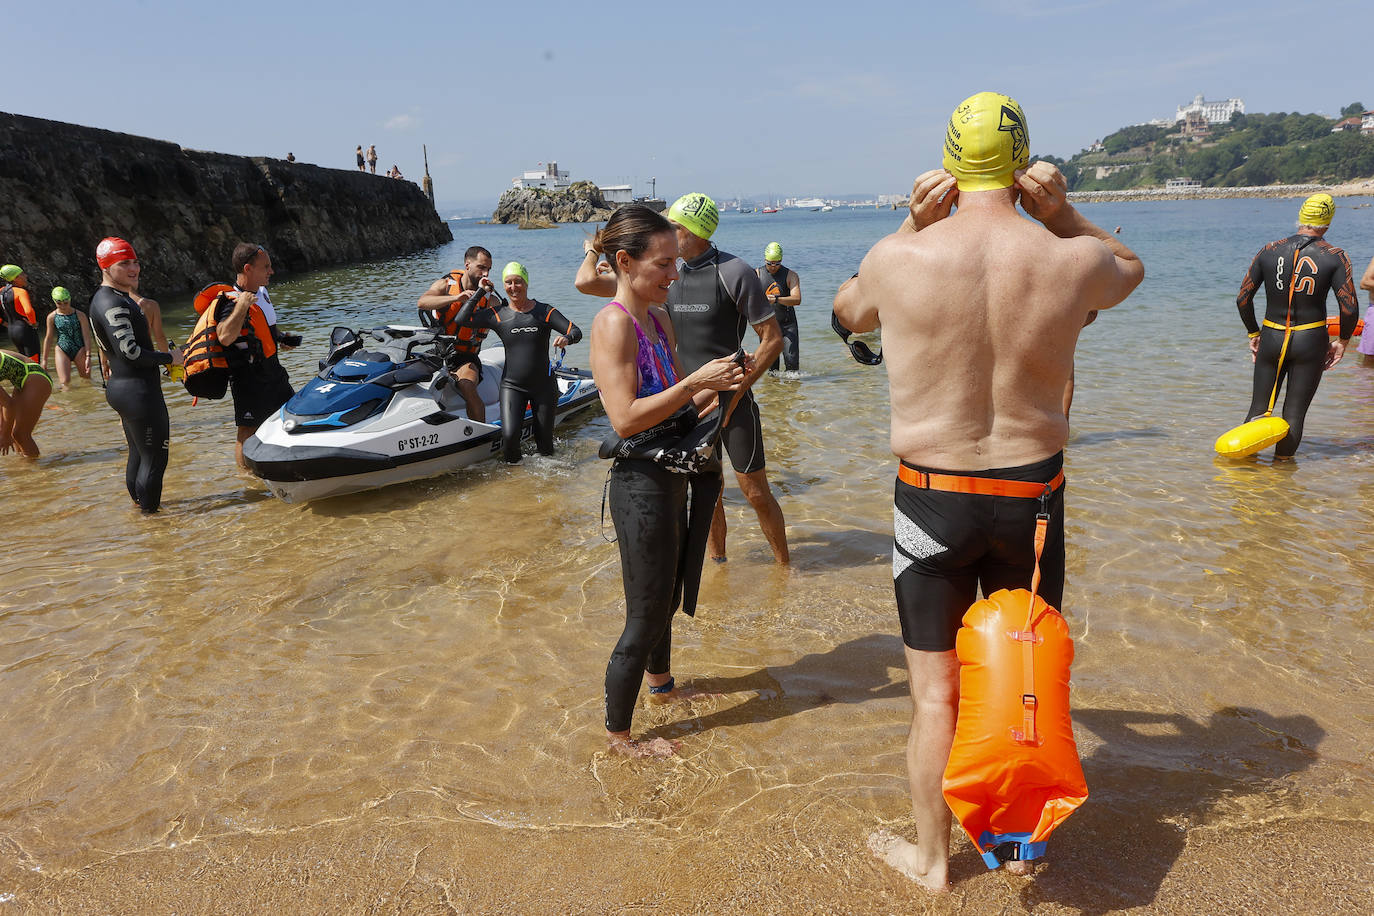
1214;416;1290;458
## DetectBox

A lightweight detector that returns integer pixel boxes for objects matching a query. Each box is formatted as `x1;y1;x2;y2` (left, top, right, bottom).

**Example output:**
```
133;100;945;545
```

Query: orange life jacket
430;270;490;357
183;283;277;398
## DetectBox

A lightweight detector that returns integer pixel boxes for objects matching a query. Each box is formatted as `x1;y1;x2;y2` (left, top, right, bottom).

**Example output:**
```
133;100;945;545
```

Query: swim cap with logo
96;237;138;269
667;193;719;241
52;286;71;302
942;91;1030;192
0;265;22;282
764;242;783;262
502;261;529;283
1298;193;1334;228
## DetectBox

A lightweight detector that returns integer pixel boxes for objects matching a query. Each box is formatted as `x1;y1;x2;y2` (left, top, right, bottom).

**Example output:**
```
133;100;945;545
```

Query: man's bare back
836;163;1143;470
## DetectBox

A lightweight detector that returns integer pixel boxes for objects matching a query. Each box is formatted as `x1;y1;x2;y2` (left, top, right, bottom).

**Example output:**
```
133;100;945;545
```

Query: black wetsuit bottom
498;377;556;463
1246;325;1329;457
770;307;799;372
604;460;723;733
7;320;40;359
106;378;170;513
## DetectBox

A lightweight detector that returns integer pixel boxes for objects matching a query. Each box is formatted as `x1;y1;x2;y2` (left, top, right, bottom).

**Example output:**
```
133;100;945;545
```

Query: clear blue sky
8;0;1368;211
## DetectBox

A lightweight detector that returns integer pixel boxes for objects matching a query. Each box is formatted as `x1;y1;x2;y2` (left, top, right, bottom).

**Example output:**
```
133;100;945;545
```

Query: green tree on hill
1341;101;1367;118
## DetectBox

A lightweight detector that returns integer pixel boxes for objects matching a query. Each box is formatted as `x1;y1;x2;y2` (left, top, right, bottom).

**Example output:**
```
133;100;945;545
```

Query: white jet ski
243;326;600;502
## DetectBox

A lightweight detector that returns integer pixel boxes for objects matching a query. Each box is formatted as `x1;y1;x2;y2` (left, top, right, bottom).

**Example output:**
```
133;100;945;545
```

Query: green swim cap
502;261;529;284
52;286;71;302
0;265;23;282
764;242;783;262
942;91;1030;192
668;193;719;241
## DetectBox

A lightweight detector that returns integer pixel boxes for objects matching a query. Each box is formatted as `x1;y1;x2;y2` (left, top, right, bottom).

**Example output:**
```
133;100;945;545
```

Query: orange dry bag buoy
942;517;1088;868
1326;316;1364;338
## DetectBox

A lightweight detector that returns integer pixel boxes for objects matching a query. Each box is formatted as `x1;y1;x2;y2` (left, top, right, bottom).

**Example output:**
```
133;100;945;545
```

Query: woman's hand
686;354;745;393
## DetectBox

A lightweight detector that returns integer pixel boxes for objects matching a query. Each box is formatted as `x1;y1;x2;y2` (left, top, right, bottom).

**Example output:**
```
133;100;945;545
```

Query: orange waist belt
898;463;1065;499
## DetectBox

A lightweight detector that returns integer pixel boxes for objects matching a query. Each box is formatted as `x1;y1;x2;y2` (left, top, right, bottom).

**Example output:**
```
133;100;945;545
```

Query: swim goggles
831;311;883;366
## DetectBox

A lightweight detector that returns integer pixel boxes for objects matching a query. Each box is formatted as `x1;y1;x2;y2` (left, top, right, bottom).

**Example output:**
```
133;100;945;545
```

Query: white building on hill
1176;93;1245;125
513;162;571;190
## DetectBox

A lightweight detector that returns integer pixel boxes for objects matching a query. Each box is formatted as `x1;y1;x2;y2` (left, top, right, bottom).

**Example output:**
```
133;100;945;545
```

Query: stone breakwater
0;112;452;307
1068;184;1333;203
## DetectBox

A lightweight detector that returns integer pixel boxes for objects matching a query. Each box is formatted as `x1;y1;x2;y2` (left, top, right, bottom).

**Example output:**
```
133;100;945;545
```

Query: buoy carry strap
1016;485;1053;747
896;464;1064;499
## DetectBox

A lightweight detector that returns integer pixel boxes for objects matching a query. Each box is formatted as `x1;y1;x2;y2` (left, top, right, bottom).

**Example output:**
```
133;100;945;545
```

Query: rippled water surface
3;199;1374;912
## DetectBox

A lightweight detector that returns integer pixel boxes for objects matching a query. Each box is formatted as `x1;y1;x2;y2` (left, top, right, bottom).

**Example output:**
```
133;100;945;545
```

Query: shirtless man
833;92;1143;892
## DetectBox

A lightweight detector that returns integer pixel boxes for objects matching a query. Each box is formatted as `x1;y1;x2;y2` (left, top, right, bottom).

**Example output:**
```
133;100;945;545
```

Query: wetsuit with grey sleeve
88;285;171;512
666;246;775;473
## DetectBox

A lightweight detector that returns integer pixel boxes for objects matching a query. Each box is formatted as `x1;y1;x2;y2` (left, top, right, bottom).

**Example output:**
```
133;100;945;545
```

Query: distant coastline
1068;179;1374;204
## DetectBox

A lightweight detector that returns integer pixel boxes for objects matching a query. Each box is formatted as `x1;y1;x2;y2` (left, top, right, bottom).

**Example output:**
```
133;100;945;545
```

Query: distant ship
761;207;779;214
793;197;825;209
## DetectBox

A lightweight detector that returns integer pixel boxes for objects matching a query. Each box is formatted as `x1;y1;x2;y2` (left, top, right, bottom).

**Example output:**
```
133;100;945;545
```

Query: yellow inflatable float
1215;416;1290;458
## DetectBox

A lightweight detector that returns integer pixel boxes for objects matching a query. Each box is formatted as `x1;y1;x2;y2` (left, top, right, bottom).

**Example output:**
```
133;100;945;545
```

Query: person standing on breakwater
834;91;1142;892
418;246;496;421
1;265;42;360
588;205;745;758
217;244;296;469
666;193;788;564
1234;193;1359;457
356;145;365;171
87;238;183;514
757;242;802;372
443;261;581;462
1355;253;1374;368
367;144;378;174
41;287;93;388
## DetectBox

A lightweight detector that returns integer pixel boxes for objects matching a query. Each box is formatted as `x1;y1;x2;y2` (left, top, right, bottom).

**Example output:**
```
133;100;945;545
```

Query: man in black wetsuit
448;261;582;462
666;193;789;564
757;242;802;372
86;237;183;513
1236;193;1360;458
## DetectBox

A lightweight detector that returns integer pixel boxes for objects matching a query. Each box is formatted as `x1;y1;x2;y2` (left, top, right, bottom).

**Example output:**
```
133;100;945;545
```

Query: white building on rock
513;162;571;190
1176;94;1245;125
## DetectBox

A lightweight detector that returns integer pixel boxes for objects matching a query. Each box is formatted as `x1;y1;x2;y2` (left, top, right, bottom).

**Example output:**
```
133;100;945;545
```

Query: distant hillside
1055;105;1374;192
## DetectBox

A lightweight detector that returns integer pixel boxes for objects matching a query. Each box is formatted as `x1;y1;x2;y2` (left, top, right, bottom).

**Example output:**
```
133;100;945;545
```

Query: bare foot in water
1006;859;1035;877
867;829;948;893
606;734;680;758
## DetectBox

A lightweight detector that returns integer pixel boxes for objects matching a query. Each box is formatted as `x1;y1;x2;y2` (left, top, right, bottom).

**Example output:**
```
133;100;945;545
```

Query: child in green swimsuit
41;286;93;388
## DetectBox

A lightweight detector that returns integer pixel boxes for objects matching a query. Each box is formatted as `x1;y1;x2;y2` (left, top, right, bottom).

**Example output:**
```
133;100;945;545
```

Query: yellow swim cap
764;242;783;262
52;286;71;302
1298;193;1334;227
667;193;719;241
942;91;1030;192
502;261;529;283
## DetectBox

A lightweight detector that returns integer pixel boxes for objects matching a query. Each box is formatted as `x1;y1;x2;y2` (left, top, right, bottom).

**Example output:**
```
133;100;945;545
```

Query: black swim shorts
231;360;295;428
893;452;1066;652
719;391;766;474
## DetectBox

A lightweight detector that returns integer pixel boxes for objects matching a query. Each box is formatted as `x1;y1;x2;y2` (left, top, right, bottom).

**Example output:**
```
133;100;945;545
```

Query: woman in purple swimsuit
588;205;746;759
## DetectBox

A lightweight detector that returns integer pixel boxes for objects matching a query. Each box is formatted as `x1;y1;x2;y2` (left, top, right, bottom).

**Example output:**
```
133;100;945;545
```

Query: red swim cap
96;237;138;269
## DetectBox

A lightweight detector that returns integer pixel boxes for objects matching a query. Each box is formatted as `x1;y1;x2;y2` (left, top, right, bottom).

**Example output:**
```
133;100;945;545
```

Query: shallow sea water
2;199;1373;913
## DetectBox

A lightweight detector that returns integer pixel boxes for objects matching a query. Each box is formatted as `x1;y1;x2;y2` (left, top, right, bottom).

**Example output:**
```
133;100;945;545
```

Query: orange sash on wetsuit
430;270;490;357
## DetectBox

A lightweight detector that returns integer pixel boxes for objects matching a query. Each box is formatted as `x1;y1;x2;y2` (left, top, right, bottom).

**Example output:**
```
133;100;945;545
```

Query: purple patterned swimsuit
614;302;678;396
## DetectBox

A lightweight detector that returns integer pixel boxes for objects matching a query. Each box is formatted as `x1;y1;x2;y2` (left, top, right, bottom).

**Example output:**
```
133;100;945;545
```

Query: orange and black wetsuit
1236;233;1360;457
1;284;41;359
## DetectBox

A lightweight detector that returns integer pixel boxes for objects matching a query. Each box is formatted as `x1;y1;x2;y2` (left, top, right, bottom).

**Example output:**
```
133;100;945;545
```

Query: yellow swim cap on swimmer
0;265;23;282
764;242;783;262
1298;193;1334;227
502;261;529;283
942;91;1030;192
668;192;719;241
52;286;71;302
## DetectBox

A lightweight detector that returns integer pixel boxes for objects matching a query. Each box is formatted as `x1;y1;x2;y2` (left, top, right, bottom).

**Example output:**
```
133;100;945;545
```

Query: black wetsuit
456;297;581;462
666;246;775;473
88;286;172;513
1236;233;1360;456
1;285;41;359
757;264;799;372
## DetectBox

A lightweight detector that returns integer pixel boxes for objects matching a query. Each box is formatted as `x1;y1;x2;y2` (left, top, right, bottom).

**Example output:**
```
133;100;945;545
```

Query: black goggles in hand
831;311;883;365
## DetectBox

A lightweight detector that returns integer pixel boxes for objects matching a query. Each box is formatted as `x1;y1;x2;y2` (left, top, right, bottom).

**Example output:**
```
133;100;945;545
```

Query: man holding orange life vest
417;245;495;421
218;243;295;468
833;92;1142;891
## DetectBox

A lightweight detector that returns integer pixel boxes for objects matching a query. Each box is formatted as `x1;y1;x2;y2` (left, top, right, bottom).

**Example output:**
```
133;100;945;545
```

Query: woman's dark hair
592;205;674;274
